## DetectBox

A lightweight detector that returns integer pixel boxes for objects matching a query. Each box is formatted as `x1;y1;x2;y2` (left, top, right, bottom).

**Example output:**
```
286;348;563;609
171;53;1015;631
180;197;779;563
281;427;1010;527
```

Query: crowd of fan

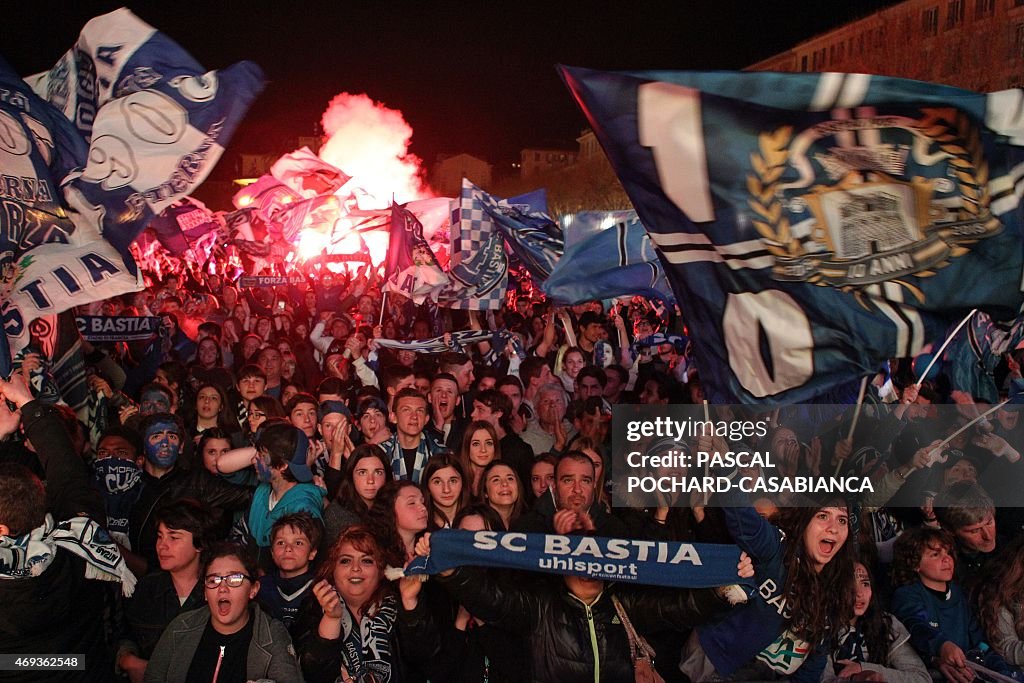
3;261;1024;683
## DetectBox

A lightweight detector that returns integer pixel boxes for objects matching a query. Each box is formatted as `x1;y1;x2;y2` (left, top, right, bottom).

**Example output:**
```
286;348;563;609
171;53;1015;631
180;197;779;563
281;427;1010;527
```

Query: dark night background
5;1;898;171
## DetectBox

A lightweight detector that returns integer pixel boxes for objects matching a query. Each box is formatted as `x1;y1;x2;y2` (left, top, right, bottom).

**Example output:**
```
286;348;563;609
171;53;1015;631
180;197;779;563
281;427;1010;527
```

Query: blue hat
288;428;314;483
319;400;352;422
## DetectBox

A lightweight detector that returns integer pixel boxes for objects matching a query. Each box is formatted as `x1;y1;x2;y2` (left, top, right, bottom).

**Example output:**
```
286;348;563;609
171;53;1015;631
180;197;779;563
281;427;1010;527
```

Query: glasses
204;573;253;589
249;411;267;419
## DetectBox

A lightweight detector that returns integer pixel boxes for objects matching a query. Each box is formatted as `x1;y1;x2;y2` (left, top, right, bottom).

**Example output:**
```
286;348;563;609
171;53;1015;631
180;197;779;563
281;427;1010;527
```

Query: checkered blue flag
439;178;509;310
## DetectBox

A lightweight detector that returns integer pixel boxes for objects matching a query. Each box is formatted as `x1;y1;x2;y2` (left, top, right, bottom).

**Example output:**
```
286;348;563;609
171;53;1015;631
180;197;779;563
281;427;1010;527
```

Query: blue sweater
890;581;982;659
696;502;828;682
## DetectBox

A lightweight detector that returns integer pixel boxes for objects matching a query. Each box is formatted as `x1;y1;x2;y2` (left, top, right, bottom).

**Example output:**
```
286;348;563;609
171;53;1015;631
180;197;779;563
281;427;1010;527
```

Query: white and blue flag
561;66;1024;404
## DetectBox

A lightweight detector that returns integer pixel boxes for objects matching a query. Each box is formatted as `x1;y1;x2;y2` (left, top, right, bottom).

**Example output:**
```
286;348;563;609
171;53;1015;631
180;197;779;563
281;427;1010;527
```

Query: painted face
468;429;496;468
289;402;318;437
204;555;257;635
271;526;317;578
955;513;997;553
196;387;222;420
530;461;555;499
333;542;381;609
485;464;518;508
803;507;849;572
144;420;181;468
141;389;171;415
853;563;872;618
917;541;956;589
156;522;200;574
394;486;428;534
556;458;595;513
352;456;386;505
201;438;232;475
428;466;463;511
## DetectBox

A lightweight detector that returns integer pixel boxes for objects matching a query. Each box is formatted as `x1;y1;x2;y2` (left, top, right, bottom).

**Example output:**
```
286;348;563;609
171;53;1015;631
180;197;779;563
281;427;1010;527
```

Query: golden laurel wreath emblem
746;108;999;303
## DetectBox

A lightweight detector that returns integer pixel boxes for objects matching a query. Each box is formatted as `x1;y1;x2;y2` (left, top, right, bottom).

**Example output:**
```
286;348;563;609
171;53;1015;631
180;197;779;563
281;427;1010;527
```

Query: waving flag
544;210;675;304
560;66;1024;404
484;190;563;282
148;197;221;255
384;202;449;304
440;178;509;310
270;147;350;199
0;9;263;367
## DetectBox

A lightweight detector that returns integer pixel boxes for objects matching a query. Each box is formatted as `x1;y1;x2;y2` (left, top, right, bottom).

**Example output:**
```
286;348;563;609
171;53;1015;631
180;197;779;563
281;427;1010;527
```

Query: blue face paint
144;420;181;468
254;453;273;482
141;389;171;415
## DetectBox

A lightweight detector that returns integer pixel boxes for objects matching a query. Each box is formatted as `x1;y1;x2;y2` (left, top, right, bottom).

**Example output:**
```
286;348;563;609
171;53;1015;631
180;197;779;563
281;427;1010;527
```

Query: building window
801;54;808;71
975;0;995;17
946;0;964;28
923;6;939;35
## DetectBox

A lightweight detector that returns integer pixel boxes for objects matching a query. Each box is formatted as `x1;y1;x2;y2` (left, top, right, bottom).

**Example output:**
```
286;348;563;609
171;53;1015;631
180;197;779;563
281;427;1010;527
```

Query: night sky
6;1;898;171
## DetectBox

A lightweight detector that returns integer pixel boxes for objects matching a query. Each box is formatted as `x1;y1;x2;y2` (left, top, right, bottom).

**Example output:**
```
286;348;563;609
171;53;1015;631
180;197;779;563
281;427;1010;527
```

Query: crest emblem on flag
748;110;1001;299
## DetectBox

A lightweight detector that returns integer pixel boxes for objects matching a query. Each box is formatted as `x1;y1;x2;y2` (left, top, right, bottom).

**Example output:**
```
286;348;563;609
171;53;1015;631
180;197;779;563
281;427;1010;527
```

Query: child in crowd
256;512;322;634
890;527;1021;683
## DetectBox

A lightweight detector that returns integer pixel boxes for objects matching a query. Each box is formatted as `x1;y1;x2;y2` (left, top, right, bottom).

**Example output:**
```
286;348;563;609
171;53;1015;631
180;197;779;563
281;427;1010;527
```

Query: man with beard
514;451;626;537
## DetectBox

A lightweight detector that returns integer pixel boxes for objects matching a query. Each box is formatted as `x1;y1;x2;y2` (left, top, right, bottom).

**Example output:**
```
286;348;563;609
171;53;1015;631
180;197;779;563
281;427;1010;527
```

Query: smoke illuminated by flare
319;93;432;209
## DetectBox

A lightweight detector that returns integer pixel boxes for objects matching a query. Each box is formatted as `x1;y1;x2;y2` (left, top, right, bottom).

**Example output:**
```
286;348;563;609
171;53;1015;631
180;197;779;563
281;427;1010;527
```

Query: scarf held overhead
404;529;742;588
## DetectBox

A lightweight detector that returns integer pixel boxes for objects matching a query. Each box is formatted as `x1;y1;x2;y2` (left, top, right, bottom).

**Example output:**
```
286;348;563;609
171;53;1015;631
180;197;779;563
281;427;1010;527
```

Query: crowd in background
4;256;1024;683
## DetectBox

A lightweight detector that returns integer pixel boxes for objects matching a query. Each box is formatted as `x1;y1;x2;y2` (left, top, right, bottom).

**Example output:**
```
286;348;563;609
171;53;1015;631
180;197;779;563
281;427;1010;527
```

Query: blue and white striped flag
543;210;674;304
561;66;1024;404
1;9;262;364
440;178;509;310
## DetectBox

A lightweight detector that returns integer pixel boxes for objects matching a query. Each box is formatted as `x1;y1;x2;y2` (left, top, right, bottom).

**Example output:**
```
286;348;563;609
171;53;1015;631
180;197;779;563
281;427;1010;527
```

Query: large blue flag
560;67;1024;404
544;210;675;304
1;9;263;368
482;188;563;281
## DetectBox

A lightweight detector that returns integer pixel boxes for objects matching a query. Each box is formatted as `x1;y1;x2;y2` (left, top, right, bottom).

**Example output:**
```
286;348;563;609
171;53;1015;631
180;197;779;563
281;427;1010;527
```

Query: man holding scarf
0;374;136;682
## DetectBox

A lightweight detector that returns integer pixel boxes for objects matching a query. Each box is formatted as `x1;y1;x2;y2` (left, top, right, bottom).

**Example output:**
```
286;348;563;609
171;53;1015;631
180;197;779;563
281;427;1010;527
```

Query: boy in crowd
257;512;321;635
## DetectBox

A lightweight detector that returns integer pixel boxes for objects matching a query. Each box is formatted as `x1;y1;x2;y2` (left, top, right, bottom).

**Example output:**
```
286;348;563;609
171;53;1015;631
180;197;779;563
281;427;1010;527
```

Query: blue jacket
248;483;324;547
696;502;828;682
890;581;983;659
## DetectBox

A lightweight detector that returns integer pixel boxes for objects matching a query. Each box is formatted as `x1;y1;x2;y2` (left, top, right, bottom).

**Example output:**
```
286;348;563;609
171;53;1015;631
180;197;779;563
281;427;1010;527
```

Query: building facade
749;0;1024;91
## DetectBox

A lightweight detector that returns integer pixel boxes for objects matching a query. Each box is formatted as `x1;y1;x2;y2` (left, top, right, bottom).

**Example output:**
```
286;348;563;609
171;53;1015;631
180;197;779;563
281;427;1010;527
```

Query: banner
560;67;1024;404
270;146;350;199
481;188;563;282
76;315;163;342
404;529;743;589
148;198;221;255
238;275;307;288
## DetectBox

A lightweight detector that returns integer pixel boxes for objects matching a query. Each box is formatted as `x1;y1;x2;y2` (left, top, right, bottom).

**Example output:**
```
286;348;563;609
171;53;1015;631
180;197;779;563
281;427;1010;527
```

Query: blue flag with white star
560;66;1024;404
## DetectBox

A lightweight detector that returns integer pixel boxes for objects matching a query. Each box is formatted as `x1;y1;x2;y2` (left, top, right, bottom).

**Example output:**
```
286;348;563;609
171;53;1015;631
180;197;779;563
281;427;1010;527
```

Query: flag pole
915;309;977;387
926;398;1009;465
834;376;870;476
379;292;388;326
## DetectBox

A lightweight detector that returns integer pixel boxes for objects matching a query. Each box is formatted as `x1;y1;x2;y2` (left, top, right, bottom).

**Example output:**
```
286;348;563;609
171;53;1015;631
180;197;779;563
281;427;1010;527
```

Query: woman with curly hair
294;527;403;683
823;560;929;682
975;536;1024;666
